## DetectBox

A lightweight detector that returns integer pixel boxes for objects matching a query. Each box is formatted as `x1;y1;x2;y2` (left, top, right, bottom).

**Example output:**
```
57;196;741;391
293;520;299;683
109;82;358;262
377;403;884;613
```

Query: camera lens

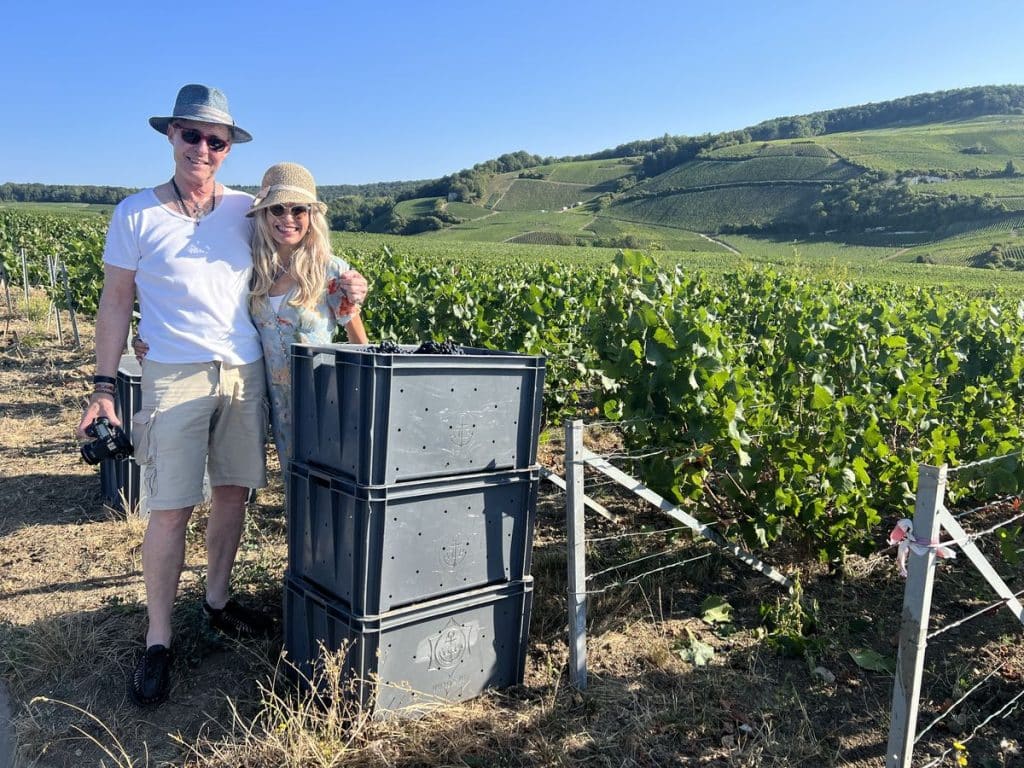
80;442;101;465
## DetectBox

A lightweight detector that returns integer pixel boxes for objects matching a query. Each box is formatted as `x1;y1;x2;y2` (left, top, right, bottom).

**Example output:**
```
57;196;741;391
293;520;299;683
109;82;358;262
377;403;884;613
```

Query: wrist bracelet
93;383;115;393
90;390;115;399
93;375;117;385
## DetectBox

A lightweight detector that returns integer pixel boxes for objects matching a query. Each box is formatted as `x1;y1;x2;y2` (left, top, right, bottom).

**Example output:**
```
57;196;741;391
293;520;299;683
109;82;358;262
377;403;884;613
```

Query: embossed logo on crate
440;536;469;571
425;618;474;670
447;413;475;452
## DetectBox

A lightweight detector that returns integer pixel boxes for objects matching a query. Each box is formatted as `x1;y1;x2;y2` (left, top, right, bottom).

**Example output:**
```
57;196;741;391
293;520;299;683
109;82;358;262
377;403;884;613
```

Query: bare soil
1;303;1022;767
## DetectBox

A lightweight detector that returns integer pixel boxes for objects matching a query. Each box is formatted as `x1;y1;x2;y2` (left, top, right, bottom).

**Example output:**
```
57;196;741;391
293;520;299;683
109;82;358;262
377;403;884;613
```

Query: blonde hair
249;207;333;313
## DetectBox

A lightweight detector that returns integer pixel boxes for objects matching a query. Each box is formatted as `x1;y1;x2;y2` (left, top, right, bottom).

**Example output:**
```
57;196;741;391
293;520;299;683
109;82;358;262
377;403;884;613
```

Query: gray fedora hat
149;83;252;143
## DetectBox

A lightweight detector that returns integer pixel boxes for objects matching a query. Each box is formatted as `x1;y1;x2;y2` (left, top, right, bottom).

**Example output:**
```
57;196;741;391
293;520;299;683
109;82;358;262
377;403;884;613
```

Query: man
76;84;366;707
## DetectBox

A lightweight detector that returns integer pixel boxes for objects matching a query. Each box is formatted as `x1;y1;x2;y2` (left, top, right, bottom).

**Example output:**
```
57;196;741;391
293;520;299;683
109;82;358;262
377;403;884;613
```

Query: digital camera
80;417;133;465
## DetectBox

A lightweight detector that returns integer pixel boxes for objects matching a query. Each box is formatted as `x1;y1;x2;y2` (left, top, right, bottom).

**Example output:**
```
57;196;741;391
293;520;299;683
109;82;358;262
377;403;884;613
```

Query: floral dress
250;255;358;465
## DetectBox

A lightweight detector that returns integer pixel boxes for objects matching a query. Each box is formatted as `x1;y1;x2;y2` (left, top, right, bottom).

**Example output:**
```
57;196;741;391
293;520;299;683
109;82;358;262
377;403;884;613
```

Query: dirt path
883;246;912;261
699;232;741;254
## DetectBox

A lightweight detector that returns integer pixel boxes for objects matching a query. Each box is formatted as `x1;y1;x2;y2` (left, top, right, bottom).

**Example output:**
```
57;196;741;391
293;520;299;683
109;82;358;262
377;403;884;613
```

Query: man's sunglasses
268;204;311;217
177;127;229;153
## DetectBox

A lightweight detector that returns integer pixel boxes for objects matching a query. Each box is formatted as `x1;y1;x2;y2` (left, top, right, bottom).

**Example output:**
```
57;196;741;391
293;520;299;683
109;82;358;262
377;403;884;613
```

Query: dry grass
1;296;1022;767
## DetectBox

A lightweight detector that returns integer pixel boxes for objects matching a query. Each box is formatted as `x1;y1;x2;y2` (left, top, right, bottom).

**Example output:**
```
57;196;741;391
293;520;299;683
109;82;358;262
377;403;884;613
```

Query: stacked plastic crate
283;343;545;715
99;354;145;516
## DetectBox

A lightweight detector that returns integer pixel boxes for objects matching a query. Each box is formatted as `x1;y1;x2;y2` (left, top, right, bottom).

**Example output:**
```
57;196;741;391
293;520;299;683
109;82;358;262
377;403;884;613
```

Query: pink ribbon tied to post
888;518;957;578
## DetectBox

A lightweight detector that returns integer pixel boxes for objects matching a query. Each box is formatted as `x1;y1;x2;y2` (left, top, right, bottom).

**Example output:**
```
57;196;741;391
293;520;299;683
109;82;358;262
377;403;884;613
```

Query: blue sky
5;0;1024;187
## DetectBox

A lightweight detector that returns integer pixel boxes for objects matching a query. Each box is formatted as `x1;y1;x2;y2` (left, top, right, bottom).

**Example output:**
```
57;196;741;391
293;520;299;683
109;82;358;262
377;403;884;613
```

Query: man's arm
76;264;136;438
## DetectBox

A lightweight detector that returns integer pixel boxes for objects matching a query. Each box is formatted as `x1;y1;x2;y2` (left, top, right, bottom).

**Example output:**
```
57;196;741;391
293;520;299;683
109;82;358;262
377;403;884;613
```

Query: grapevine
9;208;1024;556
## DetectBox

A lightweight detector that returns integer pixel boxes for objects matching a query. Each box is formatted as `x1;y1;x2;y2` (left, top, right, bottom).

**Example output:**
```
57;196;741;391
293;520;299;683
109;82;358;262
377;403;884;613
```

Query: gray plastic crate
283;572;532;715
99;355;143;514
291;343;545;485
288;461;538;614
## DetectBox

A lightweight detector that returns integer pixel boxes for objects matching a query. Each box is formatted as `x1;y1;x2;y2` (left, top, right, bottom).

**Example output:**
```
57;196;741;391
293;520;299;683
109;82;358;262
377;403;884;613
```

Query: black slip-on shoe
203;598;273;638
130;644;172;707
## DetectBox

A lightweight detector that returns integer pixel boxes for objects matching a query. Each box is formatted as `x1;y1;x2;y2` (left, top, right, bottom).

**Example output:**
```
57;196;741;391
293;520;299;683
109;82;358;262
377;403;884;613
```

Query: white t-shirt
103;187;262;365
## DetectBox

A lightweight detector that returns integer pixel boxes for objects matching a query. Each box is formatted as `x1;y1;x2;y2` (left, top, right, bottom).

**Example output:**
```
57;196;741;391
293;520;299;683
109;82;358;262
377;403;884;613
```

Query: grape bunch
367;340;405;354
414;340;465;355
365;339;465;355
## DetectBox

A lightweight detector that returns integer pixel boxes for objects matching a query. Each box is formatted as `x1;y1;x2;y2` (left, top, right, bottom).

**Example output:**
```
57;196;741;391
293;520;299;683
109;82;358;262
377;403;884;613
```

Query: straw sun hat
149;83;253;143
247;163;328;217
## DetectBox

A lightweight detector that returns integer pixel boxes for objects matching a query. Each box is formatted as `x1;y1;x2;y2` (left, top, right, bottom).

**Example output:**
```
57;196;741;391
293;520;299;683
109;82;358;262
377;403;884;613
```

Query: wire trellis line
579;417;664;429
947;450;1023;475
950;494;1022;521
597;450;667;461
585;545;700;582
934;508;1024;549
913;662;1005;745
918;686;1024;768
569;552;714;596
586;525;694;543
928;587;1024;641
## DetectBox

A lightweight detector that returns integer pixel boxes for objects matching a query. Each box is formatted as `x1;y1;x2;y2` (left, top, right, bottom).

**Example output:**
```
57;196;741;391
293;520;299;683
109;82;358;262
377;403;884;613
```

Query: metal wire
919;686;1024;768
579;417;662;428
949;495;1022;521
585;546;692;582
597;450;667;461
587;525;693;543
934;508;1024;549
947;450;1023;474
893;507;1024;557
928;587;1024;641
913;662;1005;745
577;478;622;490
569;552;714;596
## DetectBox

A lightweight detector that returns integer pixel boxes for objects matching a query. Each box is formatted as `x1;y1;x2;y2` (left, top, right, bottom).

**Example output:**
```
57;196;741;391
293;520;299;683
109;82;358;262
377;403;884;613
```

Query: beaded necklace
170;177;217;224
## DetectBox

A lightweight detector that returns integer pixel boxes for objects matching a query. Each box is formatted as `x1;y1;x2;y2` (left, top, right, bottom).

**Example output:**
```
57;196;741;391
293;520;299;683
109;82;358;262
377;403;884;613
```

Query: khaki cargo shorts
132;360;268;510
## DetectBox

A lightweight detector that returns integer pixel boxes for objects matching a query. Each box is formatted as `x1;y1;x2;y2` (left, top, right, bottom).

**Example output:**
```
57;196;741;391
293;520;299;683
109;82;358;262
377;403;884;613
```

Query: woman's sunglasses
268;204;311;217
177;127;229;153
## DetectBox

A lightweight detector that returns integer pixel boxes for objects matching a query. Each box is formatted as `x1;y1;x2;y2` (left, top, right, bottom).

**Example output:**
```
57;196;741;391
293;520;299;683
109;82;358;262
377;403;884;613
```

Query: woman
247;162;369;464
136;161;368;467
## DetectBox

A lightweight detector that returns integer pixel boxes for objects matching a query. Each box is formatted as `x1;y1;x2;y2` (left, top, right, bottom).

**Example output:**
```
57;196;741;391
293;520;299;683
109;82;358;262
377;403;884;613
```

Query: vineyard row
5;210;1024;561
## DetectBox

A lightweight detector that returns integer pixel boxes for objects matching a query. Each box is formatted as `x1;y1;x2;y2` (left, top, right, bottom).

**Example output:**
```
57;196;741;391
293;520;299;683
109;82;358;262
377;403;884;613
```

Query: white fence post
565;419;587;690
885;463;947;768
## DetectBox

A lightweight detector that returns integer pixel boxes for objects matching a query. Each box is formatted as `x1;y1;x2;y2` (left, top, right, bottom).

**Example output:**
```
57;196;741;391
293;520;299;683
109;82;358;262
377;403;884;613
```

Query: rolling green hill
11;86;1024;271
379;102;1024;269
